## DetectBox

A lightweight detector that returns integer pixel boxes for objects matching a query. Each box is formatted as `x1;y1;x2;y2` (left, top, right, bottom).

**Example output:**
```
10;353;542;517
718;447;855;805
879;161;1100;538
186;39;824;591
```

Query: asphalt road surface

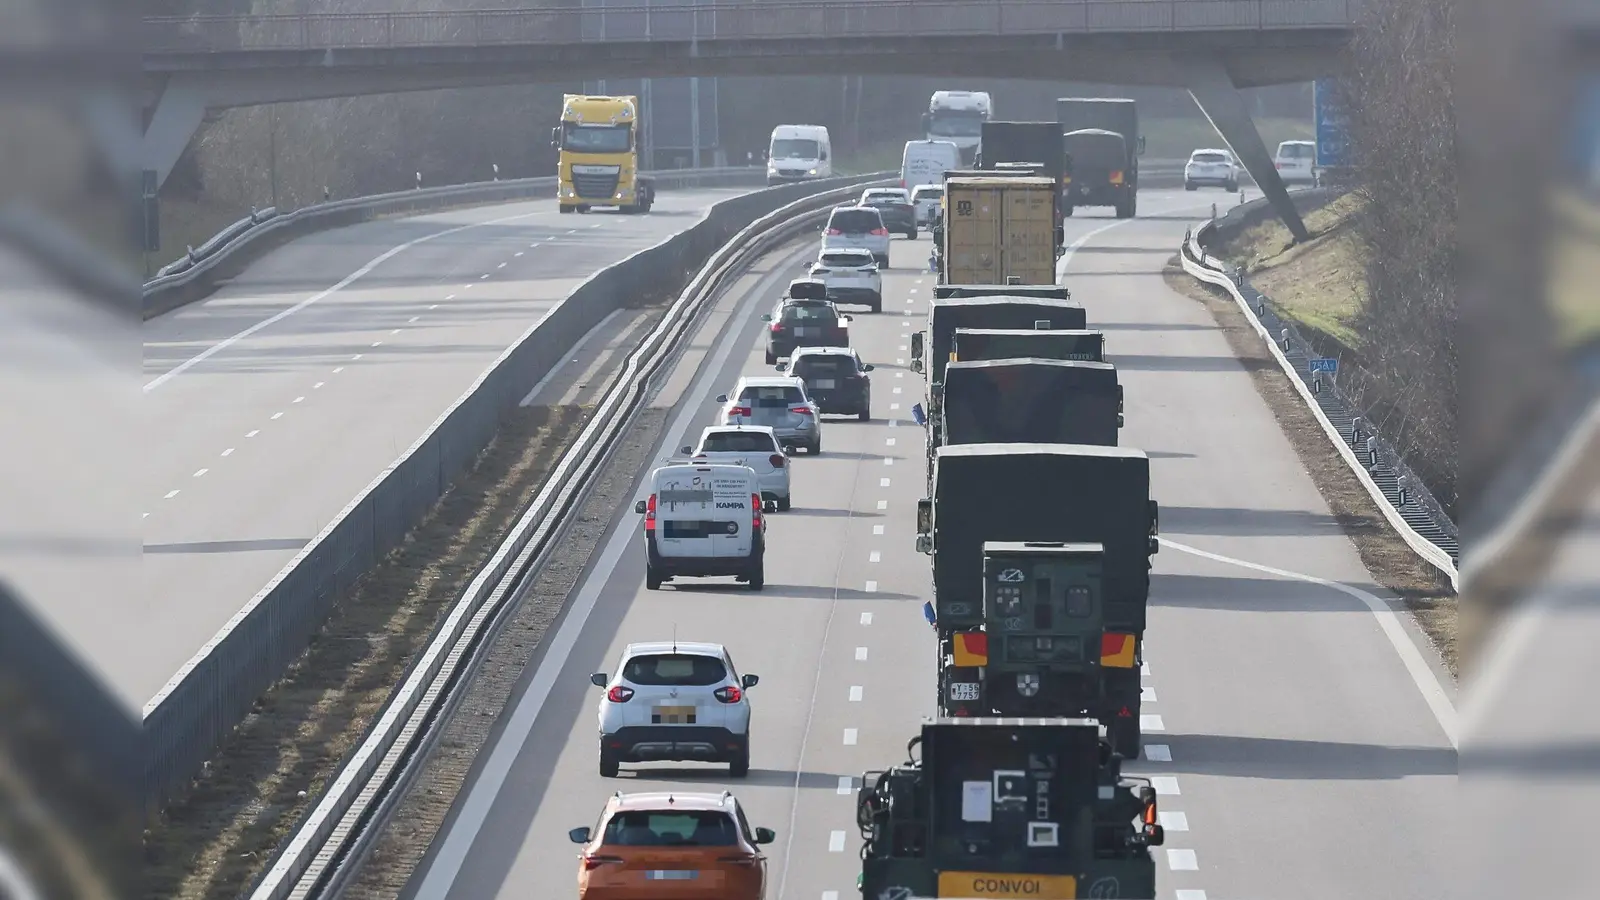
131;189;753;710
402;189;1458;900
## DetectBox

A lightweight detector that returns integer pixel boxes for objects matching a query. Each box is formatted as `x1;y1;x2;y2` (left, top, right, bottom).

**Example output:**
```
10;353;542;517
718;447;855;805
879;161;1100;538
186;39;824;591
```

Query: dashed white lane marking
898;344;908;351
885;437;896;446
497;262;507;269
1150;776;1181;796
479;273;489;280
292;396;305;404
1145;744;1172;762
883;459;893;468
270;412;284;420
566;229;578;234
902;321;911;326
407;316;420;323
192;468;208;478
849;685;863;702
869;551;881;563
142;512;149;518
879;478;891;487
590;223;603;228
429;304;439;310
837;777;854;795
220;448;234;457
313;382;325;390
895;358;905;366
446;294;456;300
163;490;180;500
888;419;898;427
909;288;918;294
1142;686;1158;702
864;580;878;592
245;430;259;438
892;387;902;394
828;830;846;852
371;341;383;347
390;328;401;335
876;500;887;510
352;354;363;360
855;646;868;661
824;891;840;900
872;525;884;535
332;366;345;374
860;612;872;625
514;252;523;258
895;371;904;378
1160;537;1458;746
843;729;858;745
889;403;900;411
1160;811;1190;832
1141;714;1166;731
1142;661;1151;676
1167;849;1199;871
463;283;473;289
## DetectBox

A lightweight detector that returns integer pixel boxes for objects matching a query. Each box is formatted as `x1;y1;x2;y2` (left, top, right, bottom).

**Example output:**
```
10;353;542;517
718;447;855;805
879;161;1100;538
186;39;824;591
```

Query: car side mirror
1149;500;1160;535
633;500;647;514
861;364;874;372
590;673;608;687
1147;823;1165;846
754;827;776;845
715;394;729;403
911;358;925;375
679;446;693;455
1118;413;1125;428
569;826;592;844
760;314;772;322
841;315;852;322
742;673;760;688
775;361;788;372
550;126;560;148
1138;135;1148;156
762;500;777;513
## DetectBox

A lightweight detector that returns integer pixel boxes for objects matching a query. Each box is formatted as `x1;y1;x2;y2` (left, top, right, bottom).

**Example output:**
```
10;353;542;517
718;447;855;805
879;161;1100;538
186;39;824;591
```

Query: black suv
779;347;873;420
859;188;918;239
763;295;851;364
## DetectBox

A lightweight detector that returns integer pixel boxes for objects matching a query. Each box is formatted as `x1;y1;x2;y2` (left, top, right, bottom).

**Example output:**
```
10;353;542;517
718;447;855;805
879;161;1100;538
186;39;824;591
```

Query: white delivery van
634;463;777;590
901;139;962;191
768;125;832;185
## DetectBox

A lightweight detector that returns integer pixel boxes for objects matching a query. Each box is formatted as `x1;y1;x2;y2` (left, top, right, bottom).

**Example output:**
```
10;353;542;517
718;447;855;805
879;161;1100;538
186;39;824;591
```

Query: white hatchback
1184;148;1240;191
680;425;792;510
591;641;759;777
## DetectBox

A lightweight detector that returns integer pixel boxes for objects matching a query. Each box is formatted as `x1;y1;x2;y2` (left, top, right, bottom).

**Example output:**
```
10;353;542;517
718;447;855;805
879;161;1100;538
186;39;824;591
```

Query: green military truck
856;718;1165;900
933;283;1074;301
916;443;1159;757
910;295;1087;384
953;327;1106;364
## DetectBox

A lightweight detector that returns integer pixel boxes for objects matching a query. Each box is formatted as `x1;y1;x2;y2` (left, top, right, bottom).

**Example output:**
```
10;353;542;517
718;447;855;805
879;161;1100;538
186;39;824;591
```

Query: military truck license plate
949;682;980;701
937;872;1076;899
652;705;696;724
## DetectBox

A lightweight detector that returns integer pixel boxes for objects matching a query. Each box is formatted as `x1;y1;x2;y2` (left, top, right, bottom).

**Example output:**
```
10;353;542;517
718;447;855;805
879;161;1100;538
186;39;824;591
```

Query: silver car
821;206;891;269
716;375;824;455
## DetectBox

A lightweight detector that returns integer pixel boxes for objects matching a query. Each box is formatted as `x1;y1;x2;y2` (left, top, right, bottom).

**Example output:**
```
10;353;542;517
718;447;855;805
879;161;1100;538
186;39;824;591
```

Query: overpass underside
141;30;1349;239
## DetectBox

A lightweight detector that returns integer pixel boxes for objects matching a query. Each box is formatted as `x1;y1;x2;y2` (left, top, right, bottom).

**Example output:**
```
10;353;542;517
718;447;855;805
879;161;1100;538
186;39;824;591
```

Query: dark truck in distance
976;121;1068;239
856;718;1164;900
1058;98;1145;219
932;282;1073;301
954;327;1106;363
916;443;1159;756
941;358;1123;448
911;294;1088;382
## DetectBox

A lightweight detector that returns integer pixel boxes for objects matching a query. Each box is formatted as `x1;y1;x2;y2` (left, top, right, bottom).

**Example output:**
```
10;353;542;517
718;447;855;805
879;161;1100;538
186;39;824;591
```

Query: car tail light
643;494;656;531
730;406;752;418
826;228;843;235
790;406;812;415
584;855;624;871
606;685;634;703
1275;161;1284;169
869;227;888;236
714;685;743;704
769;454;785;468
718;853;758;865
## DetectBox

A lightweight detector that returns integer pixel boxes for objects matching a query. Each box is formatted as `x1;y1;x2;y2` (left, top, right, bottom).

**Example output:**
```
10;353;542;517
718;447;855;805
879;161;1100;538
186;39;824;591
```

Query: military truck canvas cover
927;296;1088;386
934;283;1073;301
942;359;1121;448
954;328;1105;363
930;443;1153;631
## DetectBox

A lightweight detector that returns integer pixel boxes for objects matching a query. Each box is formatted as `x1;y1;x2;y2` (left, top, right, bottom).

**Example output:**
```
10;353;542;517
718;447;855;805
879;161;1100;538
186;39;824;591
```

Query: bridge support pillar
141;81;207;192
1182;56;1310;243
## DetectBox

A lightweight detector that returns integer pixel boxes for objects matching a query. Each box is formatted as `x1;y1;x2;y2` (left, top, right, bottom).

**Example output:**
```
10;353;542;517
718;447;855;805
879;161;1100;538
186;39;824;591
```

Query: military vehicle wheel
1109;718;1141;759
645;566;662;590
858;408;870;421
599;743;620;778
729;743;750;777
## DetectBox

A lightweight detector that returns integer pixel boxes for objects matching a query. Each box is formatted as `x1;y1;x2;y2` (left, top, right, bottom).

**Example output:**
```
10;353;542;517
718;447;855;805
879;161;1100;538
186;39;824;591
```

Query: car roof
1190;148;1232;156
737;375;806;388
608;790;737;813
624;640;726;659
830;205;882;215
821;247;874;256
703;424;778;436
1278;139;1315;146
793;346;855;357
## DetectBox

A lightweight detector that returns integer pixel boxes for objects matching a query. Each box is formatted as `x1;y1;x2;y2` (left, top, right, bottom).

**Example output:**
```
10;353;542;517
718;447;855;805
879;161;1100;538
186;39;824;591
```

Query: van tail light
869;227;888;236
714;684;744;704
730;406;752;417
606;685;634;703
769;454;786;468
751;492;762;528
718;853;758;866
643;494;656;531
826;228;843;236
584;854;624;870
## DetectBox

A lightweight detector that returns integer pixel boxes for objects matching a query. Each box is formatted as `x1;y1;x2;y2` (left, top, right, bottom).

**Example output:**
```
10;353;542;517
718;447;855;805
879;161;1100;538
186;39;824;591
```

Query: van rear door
654;468;720;559
706;469;756;557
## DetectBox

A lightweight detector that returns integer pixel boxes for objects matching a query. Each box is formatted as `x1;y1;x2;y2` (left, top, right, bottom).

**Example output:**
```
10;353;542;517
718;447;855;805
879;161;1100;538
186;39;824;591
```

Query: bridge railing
144;0;1359;53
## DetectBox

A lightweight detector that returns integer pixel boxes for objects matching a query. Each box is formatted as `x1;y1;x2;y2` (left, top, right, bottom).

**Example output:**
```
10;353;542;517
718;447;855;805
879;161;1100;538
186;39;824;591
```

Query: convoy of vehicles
767;124;833;184
552;94;656;214
923;90;993;163
1058;97;1145;218
1186;147;1242;191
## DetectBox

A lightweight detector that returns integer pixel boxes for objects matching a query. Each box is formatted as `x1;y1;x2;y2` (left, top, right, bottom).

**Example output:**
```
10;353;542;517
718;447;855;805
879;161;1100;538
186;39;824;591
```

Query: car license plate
793;327;812;337
646;870;700;880
937;872;1076;899
814;379;836;389
652;705;696;724
949;682;980;701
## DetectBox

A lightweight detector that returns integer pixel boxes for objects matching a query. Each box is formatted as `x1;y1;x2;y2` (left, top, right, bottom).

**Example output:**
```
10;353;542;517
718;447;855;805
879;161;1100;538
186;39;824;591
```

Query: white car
1274;139;1318;185
591;640;759;777
1184;148;1240;192
680;425;792;510
821;206;892;269
911;184;944;226
717;375;823;455
808;248;882;313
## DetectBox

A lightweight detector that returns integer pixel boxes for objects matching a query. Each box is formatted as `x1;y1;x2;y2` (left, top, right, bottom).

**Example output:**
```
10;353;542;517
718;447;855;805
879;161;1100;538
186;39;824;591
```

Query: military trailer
856;718;1164;900
916;444;1158;755
953;327;1106;364
941;358;1123;448
933;283;1074;301
910;295;1087;384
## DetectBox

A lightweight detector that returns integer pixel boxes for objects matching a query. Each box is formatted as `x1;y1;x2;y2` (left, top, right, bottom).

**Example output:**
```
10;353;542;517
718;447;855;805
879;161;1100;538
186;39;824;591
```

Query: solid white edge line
1161;537;1458;748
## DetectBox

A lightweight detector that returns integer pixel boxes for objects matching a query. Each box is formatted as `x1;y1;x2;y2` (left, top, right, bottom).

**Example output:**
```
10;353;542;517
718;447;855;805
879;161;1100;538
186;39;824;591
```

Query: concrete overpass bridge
138;0;1367;239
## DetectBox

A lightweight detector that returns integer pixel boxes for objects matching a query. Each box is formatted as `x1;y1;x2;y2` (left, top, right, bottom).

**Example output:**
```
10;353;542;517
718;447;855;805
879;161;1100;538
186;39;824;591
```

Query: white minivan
768;125;832;185
901;139;961;191
635;463;777;590
1274;140;1318;185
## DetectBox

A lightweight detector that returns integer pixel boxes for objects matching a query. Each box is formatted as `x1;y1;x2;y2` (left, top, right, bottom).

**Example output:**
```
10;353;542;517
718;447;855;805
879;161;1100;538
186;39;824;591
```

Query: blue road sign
1313;80;1350;169
1310;357;1339;374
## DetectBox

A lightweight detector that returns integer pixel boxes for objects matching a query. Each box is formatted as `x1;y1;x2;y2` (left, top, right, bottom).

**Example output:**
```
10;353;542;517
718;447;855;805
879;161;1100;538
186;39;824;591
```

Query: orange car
568;790;776;899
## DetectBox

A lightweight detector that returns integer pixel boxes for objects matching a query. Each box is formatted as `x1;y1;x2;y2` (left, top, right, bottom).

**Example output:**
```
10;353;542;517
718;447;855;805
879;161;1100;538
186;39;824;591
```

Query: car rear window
622;653;727;686
1191;152;1229;163
603;811;740;847
1278;143;1315;159
829;208;882;232
781;303;837;322
794;356;855;378
739;385;805;407
700;431;778;453
912;187;943;201
820;252;872;268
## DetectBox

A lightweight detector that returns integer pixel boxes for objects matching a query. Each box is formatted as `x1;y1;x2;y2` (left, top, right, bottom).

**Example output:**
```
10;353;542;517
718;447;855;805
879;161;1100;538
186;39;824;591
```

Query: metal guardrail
140;170;889;820
1178;210;1461;590
143;0;1361;53
245;176;891;900
143;166;768;318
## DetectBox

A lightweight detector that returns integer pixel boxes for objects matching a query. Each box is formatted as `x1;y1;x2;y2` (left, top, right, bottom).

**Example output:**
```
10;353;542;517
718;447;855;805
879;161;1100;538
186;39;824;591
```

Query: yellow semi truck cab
551;94;655;215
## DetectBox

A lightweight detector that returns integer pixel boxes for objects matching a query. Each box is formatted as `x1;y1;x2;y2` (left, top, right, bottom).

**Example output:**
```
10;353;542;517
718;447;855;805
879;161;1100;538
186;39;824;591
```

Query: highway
132;188;754;710
395;188;1457;900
